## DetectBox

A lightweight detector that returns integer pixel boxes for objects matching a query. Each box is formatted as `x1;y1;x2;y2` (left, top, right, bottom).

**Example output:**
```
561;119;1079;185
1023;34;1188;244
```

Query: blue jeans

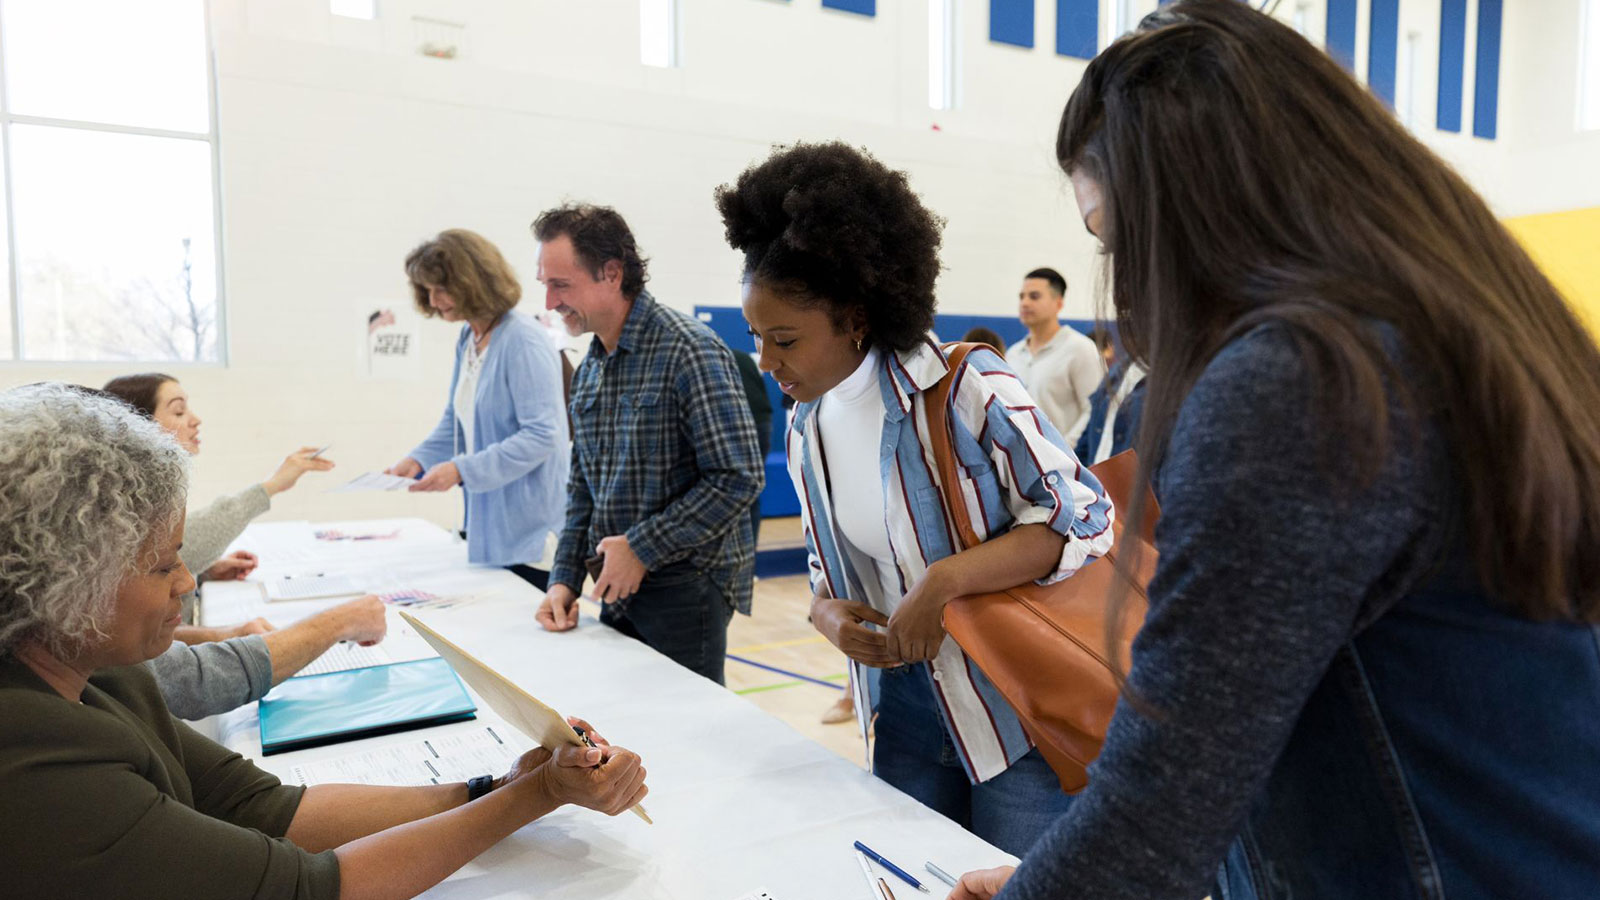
872;664;1073;857
599;562;734;685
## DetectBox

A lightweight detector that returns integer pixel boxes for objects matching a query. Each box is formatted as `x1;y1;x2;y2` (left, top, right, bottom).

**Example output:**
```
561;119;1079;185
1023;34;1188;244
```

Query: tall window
1106;0;1138;46
640;0;679;68
1582;0;1600;130
1400;29;1421;129
0;0;222;363
929;0;958;110
331;0;377;19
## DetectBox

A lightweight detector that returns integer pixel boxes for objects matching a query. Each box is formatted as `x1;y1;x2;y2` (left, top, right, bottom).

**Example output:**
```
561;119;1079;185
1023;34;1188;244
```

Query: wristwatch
466;774;495;801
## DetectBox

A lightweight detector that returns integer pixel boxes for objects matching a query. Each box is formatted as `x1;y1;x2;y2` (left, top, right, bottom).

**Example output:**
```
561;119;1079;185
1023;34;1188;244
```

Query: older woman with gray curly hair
0;383;650;900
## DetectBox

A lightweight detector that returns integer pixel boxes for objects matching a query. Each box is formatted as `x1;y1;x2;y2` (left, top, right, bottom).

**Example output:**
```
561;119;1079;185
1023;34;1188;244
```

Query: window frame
1581;0;1600;131
640;0;682;69
0;0;227;365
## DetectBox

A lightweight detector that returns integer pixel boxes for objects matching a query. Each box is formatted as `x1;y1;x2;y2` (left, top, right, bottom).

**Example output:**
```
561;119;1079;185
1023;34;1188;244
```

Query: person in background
1090;325;1116;369
385;229;570;591
1004;268;1102;444
0;383;649;900
721;142;1114;857
725;337;774;545
1073;333;1146;465
533;204;764;685
102;372;335;642
953;3;1600;898
959;326;1008;356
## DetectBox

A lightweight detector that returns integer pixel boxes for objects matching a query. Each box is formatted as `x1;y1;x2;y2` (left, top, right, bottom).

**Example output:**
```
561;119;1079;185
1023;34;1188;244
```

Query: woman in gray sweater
103;371;333;641
953;3;1600;899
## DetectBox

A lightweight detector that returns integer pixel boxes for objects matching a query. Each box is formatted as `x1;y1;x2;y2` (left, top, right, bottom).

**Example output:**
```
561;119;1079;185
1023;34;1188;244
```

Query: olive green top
0;654;339;899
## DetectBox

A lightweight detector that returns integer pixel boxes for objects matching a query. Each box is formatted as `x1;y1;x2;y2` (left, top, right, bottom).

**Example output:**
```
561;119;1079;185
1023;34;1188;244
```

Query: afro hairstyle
714;141;944;353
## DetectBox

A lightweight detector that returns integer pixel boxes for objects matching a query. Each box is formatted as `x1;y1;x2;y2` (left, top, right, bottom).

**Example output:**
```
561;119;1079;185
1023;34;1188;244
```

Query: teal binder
258;657;476;755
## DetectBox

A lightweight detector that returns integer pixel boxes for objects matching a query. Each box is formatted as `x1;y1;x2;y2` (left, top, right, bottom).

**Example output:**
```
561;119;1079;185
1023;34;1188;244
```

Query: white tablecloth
203;518;1015;900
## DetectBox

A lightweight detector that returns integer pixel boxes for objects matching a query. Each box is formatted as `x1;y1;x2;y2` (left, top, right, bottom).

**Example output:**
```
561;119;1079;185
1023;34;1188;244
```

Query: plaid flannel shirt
551;292;765;612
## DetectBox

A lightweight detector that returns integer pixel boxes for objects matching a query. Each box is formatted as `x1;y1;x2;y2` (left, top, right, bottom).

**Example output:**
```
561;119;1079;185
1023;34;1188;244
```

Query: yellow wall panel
1505;207;1600;332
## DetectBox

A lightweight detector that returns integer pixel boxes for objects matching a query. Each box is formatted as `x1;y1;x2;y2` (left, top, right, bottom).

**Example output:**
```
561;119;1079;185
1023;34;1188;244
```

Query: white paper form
286;725;532;786
327;471;418;493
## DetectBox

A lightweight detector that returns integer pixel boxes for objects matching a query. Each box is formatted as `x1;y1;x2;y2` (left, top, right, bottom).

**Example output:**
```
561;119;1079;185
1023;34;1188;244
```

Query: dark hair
1025;267;1067;297
960;327;1008;355
530;204;649;301
714;141;944;354
102;373;177;419
404;229;521;321
1059;0;1600;622
1090;325;1114;352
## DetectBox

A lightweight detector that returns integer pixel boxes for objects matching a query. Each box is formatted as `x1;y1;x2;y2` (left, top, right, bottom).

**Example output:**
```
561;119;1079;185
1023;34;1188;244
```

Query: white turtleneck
816;347;903;609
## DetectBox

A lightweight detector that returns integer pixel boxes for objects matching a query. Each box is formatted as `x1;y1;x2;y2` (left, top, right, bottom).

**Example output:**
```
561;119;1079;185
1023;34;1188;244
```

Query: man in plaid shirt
533;203;764;684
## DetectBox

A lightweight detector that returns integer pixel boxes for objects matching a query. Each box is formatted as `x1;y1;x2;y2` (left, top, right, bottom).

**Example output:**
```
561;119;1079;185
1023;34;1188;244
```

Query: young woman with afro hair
718;142;1115;856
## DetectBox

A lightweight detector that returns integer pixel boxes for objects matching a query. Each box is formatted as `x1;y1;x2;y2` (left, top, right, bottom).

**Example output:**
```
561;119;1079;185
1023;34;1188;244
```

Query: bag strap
924;342;983;552
925;344;1164;553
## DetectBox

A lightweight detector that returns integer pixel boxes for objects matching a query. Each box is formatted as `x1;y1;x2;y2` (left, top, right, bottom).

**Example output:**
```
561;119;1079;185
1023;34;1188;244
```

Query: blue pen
854;841;929;894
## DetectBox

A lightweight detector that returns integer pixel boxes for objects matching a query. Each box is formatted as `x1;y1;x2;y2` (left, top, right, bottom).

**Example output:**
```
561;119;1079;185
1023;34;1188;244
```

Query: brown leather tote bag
927;343;1160;793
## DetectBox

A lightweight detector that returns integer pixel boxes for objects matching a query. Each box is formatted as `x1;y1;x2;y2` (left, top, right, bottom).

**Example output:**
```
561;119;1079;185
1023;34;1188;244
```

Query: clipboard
397;610;652;824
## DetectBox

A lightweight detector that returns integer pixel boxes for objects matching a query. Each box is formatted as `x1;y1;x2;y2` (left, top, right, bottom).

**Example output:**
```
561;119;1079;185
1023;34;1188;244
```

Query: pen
855;850;887;900
854;841;929;894
309;444;331;459
925;861;958;888
878;877;898;900
571;724;599;749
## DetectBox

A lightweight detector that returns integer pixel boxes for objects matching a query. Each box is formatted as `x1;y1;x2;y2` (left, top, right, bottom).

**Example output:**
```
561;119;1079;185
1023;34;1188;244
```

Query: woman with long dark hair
952;2;1600;898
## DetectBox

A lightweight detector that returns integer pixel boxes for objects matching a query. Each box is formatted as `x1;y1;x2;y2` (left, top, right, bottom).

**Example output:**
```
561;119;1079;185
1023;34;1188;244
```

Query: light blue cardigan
409;310;569;567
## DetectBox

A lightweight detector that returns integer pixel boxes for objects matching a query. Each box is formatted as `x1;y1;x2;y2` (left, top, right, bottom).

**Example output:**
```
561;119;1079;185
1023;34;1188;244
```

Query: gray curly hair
0;383;189;657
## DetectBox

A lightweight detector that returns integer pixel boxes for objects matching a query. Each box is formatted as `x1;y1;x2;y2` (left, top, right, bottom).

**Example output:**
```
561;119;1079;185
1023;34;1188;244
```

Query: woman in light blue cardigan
387;229;569;587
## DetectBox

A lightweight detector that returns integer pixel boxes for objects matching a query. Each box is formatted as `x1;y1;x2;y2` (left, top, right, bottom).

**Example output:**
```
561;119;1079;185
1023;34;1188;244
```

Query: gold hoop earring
854;336;864;352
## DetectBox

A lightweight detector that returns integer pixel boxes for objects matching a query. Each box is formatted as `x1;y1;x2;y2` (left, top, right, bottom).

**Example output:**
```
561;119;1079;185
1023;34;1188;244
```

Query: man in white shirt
1004;267;1103;444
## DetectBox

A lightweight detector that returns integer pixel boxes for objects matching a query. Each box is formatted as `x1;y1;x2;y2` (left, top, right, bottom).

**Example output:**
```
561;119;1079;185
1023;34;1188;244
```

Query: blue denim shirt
410;310;569;567
1215;545;1600;900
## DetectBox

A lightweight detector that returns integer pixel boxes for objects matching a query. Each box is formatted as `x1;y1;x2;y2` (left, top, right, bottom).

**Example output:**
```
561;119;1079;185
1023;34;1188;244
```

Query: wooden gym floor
724;517;865;767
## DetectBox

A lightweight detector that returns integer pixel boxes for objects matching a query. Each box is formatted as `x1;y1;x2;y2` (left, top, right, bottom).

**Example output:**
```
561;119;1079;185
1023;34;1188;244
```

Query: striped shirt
787;338;1116;783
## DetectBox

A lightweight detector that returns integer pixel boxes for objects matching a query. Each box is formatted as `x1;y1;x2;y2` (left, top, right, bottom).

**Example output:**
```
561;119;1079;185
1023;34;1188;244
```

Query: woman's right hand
262;447;335;496
811;595;899;668
947;866;1016;900
386;457;423;479
534;743;648;817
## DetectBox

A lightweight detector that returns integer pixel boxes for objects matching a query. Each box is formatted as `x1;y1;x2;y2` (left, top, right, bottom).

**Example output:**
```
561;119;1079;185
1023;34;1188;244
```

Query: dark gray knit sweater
997;323;1458;898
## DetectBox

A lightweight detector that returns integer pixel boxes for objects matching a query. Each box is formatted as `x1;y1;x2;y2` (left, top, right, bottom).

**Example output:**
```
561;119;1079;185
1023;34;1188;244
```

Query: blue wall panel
1056;0;1098;59
1473;0;1502;139
1326;0;1357;71
1367;0;1399;106
821;0;875;16
990;0;1034;48
1437;0;1467;132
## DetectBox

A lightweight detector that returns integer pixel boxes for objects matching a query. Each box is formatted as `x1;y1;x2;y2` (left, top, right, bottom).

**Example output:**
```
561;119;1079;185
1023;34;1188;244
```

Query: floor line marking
728;635;830;654
727;654;845;690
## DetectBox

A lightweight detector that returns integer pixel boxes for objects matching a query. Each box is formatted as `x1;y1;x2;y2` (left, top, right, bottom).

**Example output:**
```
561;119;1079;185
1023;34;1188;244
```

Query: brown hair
102;373;177;419
960;327;1008;356
404;229;521;321
1060;0;1600;622
531;204;650;301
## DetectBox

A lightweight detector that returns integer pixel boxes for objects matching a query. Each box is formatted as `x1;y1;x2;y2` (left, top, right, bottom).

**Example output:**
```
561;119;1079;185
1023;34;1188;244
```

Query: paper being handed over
397;610;653;824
